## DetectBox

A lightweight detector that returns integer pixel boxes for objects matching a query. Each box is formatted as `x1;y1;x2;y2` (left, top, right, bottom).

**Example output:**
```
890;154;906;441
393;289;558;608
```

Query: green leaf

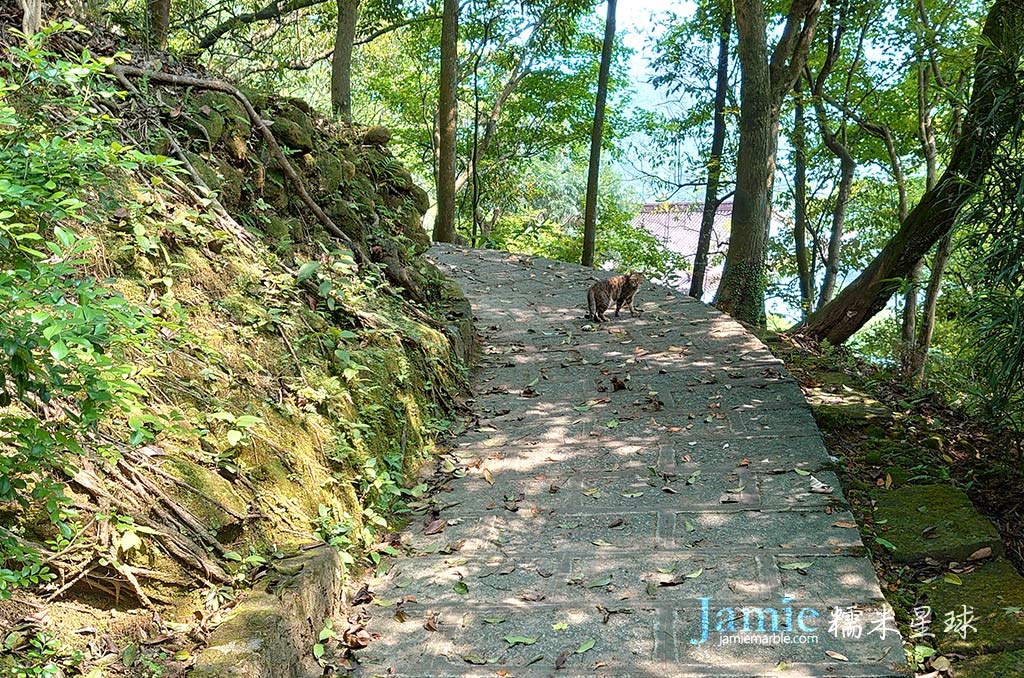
226;429;243;447
234;415;262;429
119;530;141;553
296;261;321;282
794;468;811;476
49;339;69;361
483;617;506;624
943;573;963;585
606;419;620;428
586;576;612;588
503;636;537;646
874;537;898;551
551;621;568;630
312;642;325;659
779;561;814;570
453;580;469;594
576;639;595;654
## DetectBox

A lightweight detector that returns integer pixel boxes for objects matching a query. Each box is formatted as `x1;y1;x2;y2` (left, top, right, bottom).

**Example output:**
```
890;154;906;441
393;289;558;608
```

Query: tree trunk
901;59;938;371
433;0;459;243
797;0;1024;345
909;231;953;381
714;0;821;324
19;0;42;35
690;2;731;299
581;0;617;267
331;0;361;121
148;0;171;49
793;80;813;315
814;105;855;309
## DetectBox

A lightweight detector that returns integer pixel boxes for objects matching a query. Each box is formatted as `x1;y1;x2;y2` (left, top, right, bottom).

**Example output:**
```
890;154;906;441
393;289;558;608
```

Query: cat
587;272;644;323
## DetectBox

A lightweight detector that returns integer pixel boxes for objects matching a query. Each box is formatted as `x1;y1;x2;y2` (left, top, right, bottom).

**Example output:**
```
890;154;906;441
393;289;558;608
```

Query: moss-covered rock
410;183;431;214
807;388;891;429
880;465;913;487
316;153;345;196
271;101;315;153
271;116;313;153
919;560;1024;655
362;125;392;146
873;484;1003;564
956;648;1024;676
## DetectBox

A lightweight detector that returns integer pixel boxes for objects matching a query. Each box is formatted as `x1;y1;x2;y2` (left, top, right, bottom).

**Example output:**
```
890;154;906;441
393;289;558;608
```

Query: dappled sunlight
357;247;905;677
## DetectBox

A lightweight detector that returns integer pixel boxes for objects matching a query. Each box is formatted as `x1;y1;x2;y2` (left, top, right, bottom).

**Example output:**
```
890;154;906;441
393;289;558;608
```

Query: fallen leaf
555;651;570;670
503;636;537;646
423;611;439;632
483;618;505;624
552;621;568;631
794;468;811;476
943;573;963;585
424;518;445;535
825;650;849;661
969;547;992;561
483;468;495;485
586;576;612;588
351;584;374;606
575;639;595;654
832;521;857;529
780;561;814;570
808;476;833;494
453;581;469;595
462;653;487;665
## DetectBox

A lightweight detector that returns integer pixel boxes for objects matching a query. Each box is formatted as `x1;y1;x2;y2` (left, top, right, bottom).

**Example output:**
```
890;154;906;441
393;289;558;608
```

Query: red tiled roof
631;201;732;300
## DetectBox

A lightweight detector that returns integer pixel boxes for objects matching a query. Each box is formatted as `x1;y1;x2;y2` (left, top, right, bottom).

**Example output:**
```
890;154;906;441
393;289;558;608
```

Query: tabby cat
586;272;644;323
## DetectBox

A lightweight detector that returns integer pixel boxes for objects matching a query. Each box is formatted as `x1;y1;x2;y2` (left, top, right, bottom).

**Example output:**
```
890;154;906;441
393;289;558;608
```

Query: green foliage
0;25;173;599
0;630;83;678
484;155;688;281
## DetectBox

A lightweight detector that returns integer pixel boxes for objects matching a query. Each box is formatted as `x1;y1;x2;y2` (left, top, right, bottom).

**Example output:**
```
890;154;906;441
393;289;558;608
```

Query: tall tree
792;79;813;314
433;0;459;243
148;0;171;49
689;1;732;299
331;0;362;120
19;0;41;34
808;10;863;310
713;0;822;324
581;0;617;267
798;0;1024;344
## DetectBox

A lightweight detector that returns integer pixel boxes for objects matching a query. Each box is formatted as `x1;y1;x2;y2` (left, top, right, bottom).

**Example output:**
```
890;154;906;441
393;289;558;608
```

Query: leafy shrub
0;24;174;599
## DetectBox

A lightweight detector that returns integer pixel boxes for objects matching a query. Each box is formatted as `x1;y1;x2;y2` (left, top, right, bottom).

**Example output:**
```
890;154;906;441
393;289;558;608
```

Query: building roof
631;201;732;301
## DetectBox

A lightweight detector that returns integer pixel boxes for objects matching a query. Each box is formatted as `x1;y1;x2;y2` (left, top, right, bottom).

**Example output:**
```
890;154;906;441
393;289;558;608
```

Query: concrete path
356;246;906;677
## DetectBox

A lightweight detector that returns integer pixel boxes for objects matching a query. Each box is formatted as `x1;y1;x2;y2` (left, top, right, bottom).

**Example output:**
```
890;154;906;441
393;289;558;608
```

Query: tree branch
247;14;441;73
194;0;328;51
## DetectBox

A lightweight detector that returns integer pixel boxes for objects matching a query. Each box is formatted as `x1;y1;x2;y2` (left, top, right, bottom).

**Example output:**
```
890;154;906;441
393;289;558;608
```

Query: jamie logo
690;596;821;645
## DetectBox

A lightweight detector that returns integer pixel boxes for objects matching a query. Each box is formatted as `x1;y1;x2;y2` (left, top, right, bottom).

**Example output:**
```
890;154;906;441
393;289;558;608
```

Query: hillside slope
0;22;471;676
